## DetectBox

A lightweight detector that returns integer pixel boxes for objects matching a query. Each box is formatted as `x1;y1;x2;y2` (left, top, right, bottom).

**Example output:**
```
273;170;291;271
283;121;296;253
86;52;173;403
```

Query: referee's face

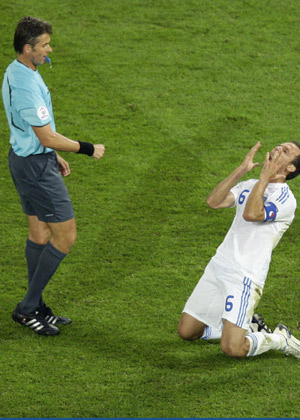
30;33;52;69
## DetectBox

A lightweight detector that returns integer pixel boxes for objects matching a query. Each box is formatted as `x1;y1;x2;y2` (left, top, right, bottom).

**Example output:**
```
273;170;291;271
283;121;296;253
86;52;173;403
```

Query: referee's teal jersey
2;59;55;156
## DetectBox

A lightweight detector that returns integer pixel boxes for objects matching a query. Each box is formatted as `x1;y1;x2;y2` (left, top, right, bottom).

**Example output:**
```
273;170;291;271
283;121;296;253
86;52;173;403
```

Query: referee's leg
47;218;77;254
27;215;77;256
28;215;51;244
19;217;76;313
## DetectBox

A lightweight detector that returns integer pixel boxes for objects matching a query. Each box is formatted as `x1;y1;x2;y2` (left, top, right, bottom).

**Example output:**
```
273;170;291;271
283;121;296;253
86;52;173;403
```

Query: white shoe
273;324;300;359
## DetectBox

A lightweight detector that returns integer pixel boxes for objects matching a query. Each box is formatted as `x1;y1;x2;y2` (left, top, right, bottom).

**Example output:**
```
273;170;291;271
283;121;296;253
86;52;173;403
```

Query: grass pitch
0;0;300;417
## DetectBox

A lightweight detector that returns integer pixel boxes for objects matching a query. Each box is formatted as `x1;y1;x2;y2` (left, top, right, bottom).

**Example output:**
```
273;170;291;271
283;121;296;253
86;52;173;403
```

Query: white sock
246;332;286;357
201;325;222;340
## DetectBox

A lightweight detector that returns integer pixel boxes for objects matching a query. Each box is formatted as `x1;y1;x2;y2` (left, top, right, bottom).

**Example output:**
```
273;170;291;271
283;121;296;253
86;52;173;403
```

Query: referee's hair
14;16;52;54
286;141;300;181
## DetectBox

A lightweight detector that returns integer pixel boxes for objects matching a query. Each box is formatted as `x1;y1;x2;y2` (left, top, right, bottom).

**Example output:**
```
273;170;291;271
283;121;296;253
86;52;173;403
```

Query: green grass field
1;0;300;417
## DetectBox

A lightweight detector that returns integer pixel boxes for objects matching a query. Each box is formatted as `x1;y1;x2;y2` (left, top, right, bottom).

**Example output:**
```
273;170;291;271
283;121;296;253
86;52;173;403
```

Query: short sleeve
13;82;52;127
229;182;242;207
230;183;240;201
19;105;51;126
264;186;296;223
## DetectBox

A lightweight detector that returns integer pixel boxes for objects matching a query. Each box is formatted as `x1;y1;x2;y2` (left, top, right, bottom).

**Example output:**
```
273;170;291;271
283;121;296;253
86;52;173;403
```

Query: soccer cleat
249;313;272;334
273;324;300;359
12;304;60;336
38;303;72;325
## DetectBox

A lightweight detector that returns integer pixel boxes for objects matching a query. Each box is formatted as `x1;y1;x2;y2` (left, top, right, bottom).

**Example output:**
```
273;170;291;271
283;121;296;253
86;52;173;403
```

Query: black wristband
77;141;95;156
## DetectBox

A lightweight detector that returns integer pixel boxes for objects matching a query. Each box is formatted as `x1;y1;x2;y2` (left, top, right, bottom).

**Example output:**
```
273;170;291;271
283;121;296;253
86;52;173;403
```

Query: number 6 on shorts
225;295;234;312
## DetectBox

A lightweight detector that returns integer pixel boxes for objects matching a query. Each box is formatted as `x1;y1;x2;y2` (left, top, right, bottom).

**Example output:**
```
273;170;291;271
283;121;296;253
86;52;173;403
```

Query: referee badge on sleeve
37;106;50;121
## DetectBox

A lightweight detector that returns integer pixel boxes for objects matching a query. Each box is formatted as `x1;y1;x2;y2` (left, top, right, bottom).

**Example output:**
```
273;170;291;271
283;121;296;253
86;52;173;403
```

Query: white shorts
183;259;263;330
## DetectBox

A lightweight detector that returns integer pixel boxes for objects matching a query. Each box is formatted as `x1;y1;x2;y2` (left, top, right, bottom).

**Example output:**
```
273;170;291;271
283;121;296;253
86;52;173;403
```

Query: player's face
270;142;299;160
270;142;300;171
30;33;52;68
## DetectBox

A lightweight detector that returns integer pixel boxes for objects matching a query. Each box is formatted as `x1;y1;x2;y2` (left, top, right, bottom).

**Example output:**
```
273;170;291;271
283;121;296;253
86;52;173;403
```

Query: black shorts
9;148;74;223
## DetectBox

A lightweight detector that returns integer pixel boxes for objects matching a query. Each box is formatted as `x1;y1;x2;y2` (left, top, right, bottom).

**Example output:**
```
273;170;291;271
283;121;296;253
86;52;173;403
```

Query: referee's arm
32;124;105;160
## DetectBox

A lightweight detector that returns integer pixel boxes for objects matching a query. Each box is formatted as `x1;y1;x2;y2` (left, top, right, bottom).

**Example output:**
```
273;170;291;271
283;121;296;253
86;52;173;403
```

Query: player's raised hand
93;144;105;160
241;141;261;172
260;149;288;182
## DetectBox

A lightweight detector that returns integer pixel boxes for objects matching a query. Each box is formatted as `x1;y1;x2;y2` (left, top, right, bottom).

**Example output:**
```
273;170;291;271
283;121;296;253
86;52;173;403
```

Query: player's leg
178;313;223;341
219;274;264;357
222;320;300;359
221;319;289;358
178;313;206;340
178;260;224;342
221;319;250;357
221;306;290;359
186;314;271;343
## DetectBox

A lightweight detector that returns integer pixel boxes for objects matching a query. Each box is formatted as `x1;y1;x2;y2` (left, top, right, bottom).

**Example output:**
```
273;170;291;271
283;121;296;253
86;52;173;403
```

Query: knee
178;324;192;341
67;229;77;248
177;323;203;341
29;228;51;245
53;227;77;254
64;229;77;252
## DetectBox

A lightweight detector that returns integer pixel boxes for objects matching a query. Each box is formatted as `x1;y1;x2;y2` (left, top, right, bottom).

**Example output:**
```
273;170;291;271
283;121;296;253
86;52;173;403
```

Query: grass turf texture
0;0;300;417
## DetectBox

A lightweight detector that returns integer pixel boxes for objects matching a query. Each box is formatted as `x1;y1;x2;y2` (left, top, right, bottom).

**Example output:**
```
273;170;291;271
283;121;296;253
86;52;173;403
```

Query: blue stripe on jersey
236;277;252;327
277;186;287;202
276;186;289;204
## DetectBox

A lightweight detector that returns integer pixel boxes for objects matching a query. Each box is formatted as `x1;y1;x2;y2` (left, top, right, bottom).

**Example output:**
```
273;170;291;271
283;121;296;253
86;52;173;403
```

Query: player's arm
242;179;266;221
32;124;105;160
243;148;289;221
206;142;261;209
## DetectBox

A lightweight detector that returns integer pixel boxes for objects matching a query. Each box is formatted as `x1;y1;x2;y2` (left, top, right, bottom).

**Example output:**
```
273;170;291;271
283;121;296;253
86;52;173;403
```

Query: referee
2;17;105;335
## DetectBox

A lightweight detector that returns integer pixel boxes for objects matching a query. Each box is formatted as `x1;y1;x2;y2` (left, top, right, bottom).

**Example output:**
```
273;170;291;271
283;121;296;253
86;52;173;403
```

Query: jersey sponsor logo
264;202;278;222
37;106;49;121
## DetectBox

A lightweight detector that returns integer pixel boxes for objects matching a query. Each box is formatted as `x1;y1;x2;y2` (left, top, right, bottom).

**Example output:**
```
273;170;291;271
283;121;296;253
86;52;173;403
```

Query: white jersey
212;179;296;287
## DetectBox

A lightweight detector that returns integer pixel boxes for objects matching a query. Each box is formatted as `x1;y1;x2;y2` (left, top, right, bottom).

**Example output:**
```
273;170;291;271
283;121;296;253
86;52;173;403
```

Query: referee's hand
93;144;105;160
57;154;71;176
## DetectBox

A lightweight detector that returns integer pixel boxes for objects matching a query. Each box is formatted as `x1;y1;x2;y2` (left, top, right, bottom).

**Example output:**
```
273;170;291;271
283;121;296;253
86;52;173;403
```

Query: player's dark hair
13;16;52;54
286;141;300;181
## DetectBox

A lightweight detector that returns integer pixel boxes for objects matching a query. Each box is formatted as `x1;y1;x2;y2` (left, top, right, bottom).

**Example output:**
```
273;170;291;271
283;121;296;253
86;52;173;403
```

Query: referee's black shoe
12;304;60;336
38;303;72;326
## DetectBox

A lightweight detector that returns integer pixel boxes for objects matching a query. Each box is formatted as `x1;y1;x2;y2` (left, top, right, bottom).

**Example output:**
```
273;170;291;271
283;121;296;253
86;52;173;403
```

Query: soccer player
178;141;300;358
2;17;105;336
